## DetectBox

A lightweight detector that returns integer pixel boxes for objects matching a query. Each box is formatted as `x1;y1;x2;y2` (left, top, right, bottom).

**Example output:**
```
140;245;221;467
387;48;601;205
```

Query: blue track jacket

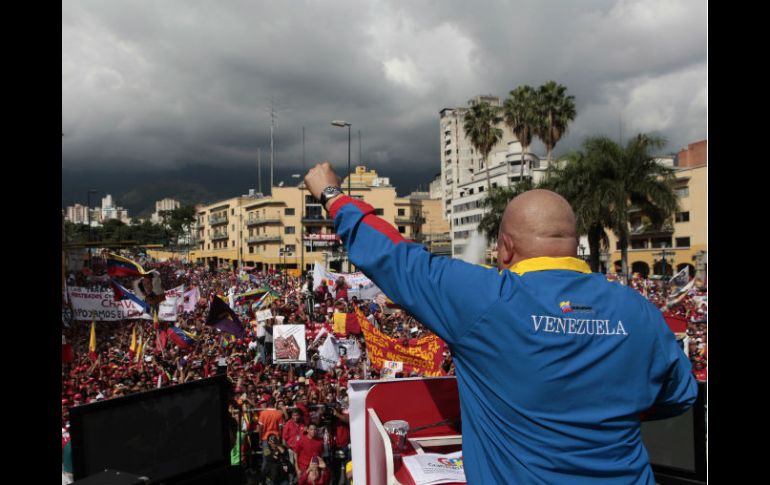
330;196;698;485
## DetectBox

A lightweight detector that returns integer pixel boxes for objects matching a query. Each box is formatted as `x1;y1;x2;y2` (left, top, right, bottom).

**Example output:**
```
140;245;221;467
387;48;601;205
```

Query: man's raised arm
304;162;505;345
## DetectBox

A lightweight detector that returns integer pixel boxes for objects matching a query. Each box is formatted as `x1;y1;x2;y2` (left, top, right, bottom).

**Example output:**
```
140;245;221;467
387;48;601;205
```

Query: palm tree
535;81;577;165
463;101;503;193
540;150;614;272
477;178;535;243
503;85;537;181
608;134;678;277
542;134;678;275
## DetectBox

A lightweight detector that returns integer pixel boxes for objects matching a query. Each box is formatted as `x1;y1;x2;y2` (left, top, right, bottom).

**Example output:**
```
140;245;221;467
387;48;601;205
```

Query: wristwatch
319;186;343;207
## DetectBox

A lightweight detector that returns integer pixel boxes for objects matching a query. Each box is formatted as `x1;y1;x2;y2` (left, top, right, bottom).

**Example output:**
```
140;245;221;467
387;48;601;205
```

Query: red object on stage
363;378;464;485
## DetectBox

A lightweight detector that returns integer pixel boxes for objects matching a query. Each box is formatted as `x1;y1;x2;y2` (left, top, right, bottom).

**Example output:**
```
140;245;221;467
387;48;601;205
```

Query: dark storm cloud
62;0;707;191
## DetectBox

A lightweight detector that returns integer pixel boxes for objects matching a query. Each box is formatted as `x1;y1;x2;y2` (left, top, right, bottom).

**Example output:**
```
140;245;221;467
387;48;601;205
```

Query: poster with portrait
273;324;307;363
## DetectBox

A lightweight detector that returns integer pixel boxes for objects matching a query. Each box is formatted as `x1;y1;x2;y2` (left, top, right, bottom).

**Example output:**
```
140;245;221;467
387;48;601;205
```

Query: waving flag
88;320;97;362
256;290;281;309
167;326;195;350
110;279;150;314
105;252;146;277
129;325;137;357
206;295;246;338
669;266;690;287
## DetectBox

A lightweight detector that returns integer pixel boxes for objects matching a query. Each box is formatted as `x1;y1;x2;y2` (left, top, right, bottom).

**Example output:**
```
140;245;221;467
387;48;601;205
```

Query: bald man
305;163;696;485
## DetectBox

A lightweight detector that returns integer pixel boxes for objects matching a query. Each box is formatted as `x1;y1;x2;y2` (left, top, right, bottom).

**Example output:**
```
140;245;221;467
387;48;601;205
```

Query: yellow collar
507;257;591;275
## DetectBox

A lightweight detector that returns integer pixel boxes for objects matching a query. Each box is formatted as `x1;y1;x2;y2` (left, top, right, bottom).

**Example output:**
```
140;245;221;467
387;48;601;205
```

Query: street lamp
331;120;352;272
578;244;586;261
654;242;674;299
331;120;352;196
86;189;98;267
291;174;304;273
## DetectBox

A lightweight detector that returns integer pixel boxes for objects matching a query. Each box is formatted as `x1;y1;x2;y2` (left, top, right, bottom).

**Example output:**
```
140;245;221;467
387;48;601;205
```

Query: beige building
605;140;707;279
189;166;450;272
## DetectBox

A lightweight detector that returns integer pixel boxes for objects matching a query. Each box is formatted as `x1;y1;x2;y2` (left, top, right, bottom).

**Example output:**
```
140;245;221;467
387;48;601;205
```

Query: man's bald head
496;189;578;269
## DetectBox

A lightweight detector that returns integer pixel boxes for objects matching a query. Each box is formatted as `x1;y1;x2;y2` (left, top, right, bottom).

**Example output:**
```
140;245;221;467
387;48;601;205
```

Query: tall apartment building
151;198;181;224
65;204;88;224
439;95;554;257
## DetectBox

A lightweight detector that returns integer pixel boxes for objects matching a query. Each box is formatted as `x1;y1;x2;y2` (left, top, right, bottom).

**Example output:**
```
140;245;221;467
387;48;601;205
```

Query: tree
477;179;535;243
535;81;577;165
463;101;503;192
543;134;678;275
607;134;678;277
158;205;197;246
540;150;614;272
503;85;538;182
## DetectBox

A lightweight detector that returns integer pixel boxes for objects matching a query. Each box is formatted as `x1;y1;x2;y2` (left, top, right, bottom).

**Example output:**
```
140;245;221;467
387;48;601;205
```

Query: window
675;211;690;222
676;237;691;247
492;183;497;188
468;188;474;195
375;208;384;216
651;237;673;248
674;186;689;198
249;246;254;254
208;244;210;250
479;186;484;192
285;226;296;234
285;208;295;216
398;226;406;233
398;208;405;216
285;244;296;253
232;224;235;231
231;209;234;215
631;239;649;249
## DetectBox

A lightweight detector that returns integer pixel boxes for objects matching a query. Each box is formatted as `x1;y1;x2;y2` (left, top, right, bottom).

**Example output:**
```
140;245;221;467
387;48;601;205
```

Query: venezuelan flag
167;326;195;350
105;252;146;277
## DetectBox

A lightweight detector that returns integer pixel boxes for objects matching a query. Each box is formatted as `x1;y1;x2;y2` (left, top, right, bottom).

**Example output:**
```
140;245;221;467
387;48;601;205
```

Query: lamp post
86;189;98;267
654;243;674;300
291;174;304;273
578;244;586;261
331;120;352;272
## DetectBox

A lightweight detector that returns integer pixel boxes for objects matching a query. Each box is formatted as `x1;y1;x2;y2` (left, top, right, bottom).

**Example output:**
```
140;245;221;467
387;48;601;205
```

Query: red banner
355;310;446;377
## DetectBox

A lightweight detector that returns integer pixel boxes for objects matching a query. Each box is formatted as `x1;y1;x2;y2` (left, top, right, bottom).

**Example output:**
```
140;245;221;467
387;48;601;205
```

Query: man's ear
497;232;515;270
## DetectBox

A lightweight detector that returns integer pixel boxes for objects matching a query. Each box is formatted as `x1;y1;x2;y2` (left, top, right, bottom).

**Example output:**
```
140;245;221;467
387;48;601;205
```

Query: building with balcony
605;140;707;279
188;166;449;272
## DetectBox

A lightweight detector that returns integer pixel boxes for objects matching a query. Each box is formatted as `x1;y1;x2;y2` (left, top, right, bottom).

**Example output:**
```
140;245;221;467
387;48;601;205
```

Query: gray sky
62;0;707;192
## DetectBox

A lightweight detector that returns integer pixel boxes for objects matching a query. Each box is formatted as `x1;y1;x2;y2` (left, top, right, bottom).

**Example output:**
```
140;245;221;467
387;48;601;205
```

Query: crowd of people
626;273;708;382
61;259;450;485
61;259;707;484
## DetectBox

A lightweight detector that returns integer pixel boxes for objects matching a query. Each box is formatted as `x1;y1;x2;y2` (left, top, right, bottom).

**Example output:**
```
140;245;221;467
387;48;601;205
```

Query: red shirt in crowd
335;422;350;448
282;419;306;452
295;435;324;472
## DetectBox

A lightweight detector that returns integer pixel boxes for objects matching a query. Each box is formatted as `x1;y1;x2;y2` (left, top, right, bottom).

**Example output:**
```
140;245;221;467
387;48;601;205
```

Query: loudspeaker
72;469;149;485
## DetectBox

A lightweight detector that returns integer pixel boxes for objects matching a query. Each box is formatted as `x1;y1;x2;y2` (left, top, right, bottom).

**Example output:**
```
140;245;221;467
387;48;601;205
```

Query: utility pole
270;105;275;193
257;147;262;194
